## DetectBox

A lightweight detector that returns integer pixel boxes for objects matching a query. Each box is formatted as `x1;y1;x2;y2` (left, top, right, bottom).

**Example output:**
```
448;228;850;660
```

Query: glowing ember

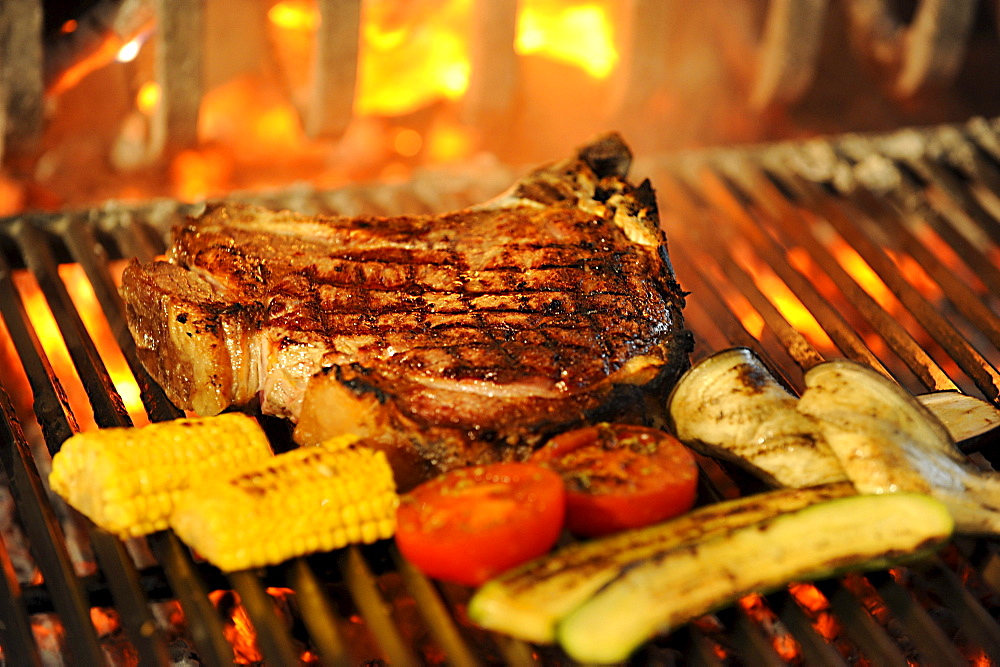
737;593;800;662
12;269;97;432
61;262;148;426
516;1;618;78
209;590;264;665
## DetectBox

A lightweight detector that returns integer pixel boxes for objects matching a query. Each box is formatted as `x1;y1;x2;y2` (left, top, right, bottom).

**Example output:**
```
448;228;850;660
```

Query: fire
516;1;618;78
48;32;128;96
728;239;836;353
209;590;264;664
61;262;148;426
737;593;800;661
268;0;320;32
354;0;472;117
11;269;97;432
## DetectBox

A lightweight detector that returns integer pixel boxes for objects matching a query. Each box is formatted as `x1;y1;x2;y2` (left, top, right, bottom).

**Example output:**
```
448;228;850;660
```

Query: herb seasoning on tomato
395;462;566;586
532;423;698;537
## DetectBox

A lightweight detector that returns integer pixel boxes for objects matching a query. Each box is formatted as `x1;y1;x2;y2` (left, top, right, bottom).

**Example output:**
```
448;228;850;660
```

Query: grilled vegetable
918;390;1000;451
667;347;846;487
557;492;952;664
468;482;855;644
395;463;565;587
48;413;273;539
170;435;398;572
531;423;698;537
798;360;1000;534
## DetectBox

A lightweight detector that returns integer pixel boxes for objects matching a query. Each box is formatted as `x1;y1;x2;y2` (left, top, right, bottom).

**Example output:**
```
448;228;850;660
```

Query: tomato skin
532;424;698;537
395;462;566;586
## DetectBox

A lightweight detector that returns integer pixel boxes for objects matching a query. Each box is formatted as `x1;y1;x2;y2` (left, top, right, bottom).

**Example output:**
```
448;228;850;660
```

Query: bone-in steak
120;134;692;485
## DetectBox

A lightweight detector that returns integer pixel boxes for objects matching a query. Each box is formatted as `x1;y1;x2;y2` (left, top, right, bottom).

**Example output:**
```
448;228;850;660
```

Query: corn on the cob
48;413;273;539
170;436;399;572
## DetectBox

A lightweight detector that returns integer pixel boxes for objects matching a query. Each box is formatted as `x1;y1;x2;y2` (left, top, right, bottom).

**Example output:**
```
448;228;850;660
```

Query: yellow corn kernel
170;436;399;572
48;413;273;539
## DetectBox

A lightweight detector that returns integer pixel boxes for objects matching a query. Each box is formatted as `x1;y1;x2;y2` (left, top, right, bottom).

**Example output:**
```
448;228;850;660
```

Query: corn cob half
170;436;399;572
48;413;274;539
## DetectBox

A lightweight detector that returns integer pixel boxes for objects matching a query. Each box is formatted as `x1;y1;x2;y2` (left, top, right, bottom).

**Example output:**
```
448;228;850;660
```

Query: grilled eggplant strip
556;493;952;664
798;360;1000;534
666;347;846;487
467;483;855;644
917;390;1000;452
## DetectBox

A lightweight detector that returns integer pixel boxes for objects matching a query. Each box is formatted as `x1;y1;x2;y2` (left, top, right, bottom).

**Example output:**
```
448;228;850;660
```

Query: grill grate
3;118;1000;664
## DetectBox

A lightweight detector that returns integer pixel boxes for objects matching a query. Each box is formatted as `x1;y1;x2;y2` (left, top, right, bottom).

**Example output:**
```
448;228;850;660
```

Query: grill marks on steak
120;133;692;482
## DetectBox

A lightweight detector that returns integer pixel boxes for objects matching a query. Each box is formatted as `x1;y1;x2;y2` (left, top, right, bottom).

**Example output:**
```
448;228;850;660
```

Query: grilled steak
120;134;693;485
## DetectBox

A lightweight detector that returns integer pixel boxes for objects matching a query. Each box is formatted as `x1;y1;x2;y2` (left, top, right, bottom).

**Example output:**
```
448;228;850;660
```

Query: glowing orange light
732;242;835;351
830;240;893;309
61;262;148;427
890;250;943;302
136;81;160;115
61;19;78;34
209;591;263;664
12;270;98;433
170;148;233;203
198;76;308;156
117;37;143;63
393;128;423;157
789;583;829;613
0;174;25;217
426;122;476;163
268;0;320;31
49;32;125;95
253;105;303;149
355;0;471;117
515;2;618;78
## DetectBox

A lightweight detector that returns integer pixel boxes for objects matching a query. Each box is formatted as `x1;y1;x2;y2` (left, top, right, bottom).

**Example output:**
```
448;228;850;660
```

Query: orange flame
355;0;471;117
516;2;618;78
268;0;320;32
209;590;264;664
12;269;98;432
62;262;148;426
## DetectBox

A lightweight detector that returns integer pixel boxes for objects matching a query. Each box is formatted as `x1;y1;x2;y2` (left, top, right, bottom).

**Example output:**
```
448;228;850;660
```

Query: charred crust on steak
578;132;633;178
120;133;693;479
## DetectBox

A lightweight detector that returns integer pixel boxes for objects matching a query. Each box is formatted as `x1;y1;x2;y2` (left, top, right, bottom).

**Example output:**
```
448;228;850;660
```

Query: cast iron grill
4;117;1000;665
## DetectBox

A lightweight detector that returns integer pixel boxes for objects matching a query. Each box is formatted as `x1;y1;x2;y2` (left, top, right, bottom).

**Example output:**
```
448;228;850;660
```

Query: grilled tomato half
395;462;566;586
532;423;698;537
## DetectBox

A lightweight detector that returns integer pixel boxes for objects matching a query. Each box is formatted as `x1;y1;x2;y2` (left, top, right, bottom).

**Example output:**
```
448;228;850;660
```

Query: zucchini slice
557;492;952;664
468;483;855;644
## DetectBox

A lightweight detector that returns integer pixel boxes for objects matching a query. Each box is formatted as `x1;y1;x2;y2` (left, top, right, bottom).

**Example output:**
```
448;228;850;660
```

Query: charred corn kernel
171;435;398;572
48;413;273;539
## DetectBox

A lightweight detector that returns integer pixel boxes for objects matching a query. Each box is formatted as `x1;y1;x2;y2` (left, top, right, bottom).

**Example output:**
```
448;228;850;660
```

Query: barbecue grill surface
4;118;1000;664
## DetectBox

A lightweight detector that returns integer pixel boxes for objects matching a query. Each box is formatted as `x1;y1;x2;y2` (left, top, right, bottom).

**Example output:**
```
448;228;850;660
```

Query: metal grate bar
849;186;1000;351
285;558;352;666
693;163;892;374
393;549;483;667
750;163;1000;399
339;545;421;664
3;220;177;663
14;218;132;430
734;158;959;392
229;572;302;665
0;401;45;667
870;573;969;665
772;592;848;666
0;335;105;662
657;174;825;371
821;580;909;667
